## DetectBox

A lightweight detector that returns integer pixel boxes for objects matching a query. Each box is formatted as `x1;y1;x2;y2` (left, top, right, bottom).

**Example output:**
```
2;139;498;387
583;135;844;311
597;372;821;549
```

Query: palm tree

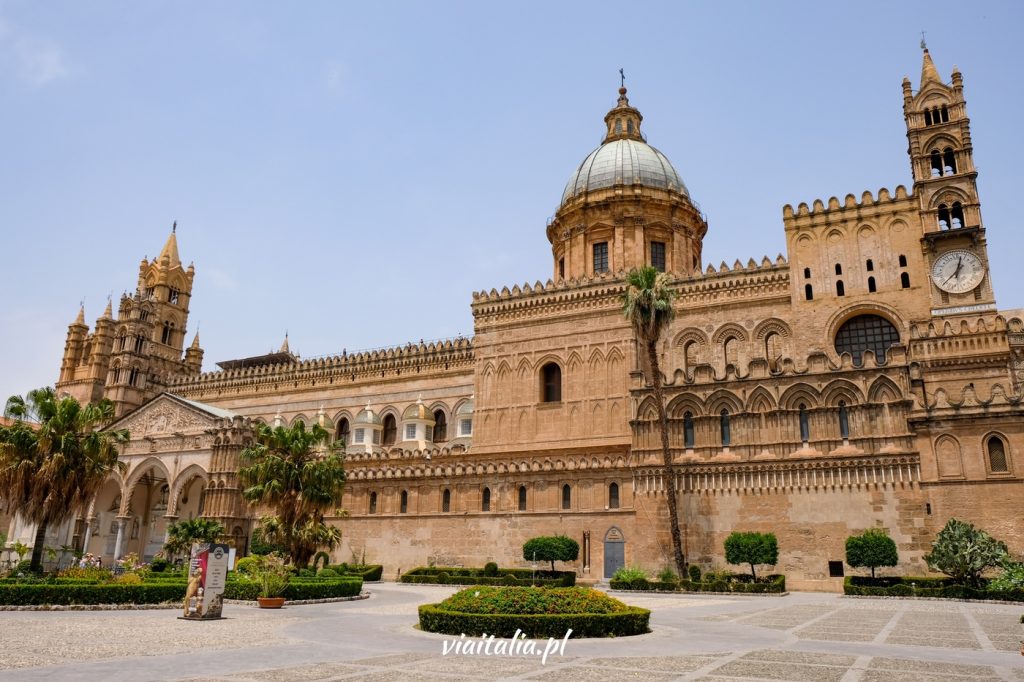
239;421;346;567
622;266;686;577
163;518;225;559
0;388;128;572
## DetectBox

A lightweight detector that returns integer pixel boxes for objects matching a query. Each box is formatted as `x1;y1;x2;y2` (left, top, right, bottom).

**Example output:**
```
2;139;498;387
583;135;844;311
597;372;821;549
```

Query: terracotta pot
257;597;285;609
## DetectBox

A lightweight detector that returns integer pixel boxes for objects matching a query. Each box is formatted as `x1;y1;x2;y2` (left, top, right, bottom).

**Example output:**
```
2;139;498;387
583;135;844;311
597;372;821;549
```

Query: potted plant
254;554;289;608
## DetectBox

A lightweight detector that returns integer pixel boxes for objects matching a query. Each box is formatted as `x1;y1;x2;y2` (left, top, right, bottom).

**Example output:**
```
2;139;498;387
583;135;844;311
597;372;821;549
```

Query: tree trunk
647;341;686;578
30;521;48;573
750;563;757;581
870;566;875;579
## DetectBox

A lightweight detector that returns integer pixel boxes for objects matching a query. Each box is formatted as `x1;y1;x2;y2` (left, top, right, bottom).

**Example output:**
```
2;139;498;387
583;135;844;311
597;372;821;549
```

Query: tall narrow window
951;202;964;229
901;272;911;289
987;436;1008;473
400;490;408;514
898;254;908;268
134;335;144;353
803;267;811;279
941;104;949;122
558;258;565;279
541;362;562;402
592;241;609;274
518;485;527;511
561;484;571;510
720;409;731;447
405;423;417;441
481;487;491;512
368;492;377;514
161;321;172;344
683;411;695;448
805;284;813;301
650;241;666;272
799;403;810;443
683;341;698;372
838;401;850;440
442;488;451;512
724;337;739;367
930;149;943;177
868;276;877;293
128;367;140;387
432;410;447;442
337;418;350;445
168;288;180;305
835;263;842;276
354;428;365;444
836;280;845;297
924;109;933;126
765;333;782;371
866;259;874;272
943;148;957;175
608;482;620;509
382;415;397;446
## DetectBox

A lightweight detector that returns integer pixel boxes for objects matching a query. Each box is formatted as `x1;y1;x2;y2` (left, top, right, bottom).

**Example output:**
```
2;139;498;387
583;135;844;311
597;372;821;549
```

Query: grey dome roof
561;139;689;206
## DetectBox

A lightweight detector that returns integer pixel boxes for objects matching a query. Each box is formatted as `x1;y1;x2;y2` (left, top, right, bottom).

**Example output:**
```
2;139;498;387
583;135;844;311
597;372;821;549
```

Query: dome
402;401;434;422
561;138;689;206
455;399;474;416
355;405;382;426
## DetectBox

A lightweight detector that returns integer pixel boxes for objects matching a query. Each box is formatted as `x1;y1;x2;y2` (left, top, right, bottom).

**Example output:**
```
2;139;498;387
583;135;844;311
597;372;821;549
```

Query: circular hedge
418;586;650;638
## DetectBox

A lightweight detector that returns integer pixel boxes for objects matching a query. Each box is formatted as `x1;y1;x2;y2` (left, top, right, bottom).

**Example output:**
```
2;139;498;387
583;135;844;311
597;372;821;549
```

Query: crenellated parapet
169;337;474;396
783;186;913;229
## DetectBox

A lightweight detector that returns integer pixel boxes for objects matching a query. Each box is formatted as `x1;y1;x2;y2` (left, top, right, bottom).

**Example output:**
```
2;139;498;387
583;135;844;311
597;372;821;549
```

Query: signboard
181;542;229;620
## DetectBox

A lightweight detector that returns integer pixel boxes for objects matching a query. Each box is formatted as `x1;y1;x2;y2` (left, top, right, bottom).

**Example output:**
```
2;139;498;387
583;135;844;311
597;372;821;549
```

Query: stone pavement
0;584;1021;681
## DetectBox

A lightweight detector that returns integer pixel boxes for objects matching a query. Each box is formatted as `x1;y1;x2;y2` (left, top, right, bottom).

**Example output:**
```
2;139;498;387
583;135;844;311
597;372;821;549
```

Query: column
113;517;127;560
81;517;95;554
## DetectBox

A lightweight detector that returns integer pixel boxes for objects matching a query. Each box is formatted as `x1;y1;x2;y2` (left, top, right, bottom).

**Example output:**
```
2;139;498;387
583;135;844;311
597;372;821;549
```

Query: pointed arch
745;386;777;413
867;376;902;403
705;390;743;415
636;396;660;420
821;379;864;407
667;394;704;418
934;434;964;478
711;323;749;344
168;464;209;515
779;383;821;410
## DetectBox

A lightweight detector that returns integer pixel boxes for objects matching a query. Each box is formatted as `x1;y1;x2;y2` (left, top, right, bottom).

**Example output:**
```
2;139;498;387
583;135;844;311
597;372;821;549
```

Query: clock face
931;249;985;294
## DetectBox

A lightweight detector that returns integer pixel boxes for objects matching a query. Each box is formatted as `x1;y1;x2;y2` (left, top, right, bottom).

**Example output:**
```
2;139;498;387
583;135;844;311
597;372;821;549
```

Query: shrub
399;567;575;587
419;586;648;638
234;556;260;577
0;583;185;605
317;568;339;578
845;528;898;579
58;566;111;582
435;572;450;584
989;561;1024;592
678;574;786;593
311;551;330;572
688;564;701;582
149;557;170;573
724;532;779;580
657;567;678;584
223;577;362;601
483;562;499;577
523;536;580;572
114;572;143;585
925;518;1008;587
253;555;290;598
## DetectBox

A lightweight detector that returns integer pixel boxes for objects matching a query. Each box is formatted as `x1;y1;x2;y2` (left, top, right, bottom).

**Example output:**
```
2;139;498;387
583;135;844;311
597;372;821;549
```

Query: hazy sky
2;1;1022;401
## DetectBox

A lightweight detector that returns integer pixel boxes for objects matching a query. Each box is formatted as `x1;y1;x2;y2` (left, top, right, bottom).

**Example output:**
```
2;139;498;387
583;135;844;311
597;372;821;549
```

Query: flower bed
843;576;1024;601
402;566;575;587
418;586;649;638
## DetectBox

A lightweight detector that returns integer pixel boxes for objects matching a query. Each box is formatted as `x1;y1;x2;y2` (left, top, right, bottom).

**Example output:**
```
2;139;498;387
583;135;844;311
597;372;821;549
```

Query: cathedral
17;48;1022;590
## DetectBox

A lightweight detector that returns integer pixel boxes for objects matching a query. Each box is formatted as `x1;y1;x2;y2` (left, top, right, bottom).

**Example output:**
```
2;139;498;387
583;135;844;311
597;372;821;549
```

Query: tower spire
158;223;181;267
280;332;290;354
920;44;941;85
603;80;644;143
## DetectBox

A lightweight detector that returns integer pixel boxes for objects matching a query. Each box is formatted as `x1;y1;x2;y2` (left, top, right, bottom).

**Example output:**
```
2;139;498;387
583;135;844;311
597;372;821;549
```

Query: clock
931;249;985;294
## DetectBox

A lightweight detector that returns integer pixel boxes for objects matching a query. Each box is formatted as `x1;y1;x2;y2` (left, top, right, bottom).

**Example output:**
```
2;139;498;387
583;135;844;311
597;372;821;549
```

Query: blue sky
2;1;1022;401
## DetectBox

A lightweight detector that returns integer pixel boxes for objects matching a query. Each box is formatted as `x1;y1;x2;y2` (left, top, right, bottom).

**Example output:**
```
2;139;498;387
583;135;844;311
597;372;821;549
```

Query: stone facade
43;48;1024;590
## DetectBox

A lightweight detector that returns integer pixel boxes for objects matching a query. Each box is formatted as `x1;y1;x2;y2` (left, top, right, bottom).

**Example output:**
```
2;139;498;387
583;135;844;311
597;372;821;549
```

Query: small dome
355;406;382;425
402;401;434;422
314;410;334;431
455;399;474;416
561;139;688;207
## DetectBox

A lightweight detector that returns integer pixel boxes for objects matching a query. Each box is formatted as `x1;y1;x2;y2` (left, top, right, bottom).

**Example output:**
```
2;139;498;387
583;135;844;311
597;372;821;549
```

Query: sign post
180;542;229;620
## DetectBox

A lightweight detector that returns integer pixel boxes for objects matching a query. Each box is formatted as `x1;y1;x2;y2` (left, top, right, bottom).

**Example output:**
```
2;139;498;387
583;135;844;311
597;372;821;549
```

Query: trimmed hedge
336;564;383;581
611;574;785;593
0;577;362;605
401;566;575;587
608;579;678;591
418;603;649;638
843;576;1024;601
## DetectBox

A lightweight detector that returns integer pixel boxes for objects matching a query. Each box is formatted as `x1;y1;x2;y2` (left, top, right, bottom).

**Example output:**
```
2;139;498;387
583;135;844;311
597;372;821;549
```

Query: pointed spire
158;223;181;267
279;332;290;354
74;304;86;326
102;298;113;319
920;47;941;85
190;330;201;349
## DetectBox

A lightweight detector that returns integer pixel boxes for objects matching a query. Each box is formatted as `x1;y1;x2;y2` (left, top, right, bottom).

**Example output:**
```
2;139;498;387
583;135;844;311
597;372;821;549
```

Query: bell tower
903;46;995;314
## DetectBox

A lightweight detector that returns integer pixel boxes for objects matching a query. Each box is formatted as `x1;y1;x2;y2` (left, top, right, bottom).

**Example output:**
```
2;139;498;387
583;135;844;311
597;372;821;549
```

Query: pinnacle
921;47;942;85
158;225;181;267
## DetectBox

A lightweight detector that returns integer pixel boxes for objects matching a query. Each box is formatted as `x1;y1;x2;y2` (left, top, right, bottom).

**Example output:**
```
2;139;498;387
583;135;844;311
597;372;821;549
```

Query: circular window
834;314;899;365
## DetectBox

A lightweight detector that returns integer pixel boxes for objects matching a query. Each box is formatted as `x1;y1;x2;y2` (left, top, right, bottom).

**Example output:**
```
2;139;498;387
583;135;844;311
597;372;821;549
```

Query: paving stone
349;653;436;667
243;663;367;680
527;667;676;681
708;660;847;681
581;655;722;673
867;656;998;676
738;650;858;666
411;656;552;675
338;673;477;682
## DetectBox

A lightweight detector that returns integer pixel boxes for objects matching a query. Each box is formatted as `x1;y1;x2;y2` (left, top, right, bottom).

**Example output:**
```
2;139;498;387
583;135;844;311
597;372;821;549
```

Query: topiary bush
419;586;650;638
845;528;898;579
523;536;579;572
311;551;330;573
317;568;339;578
724;532;779;580
483;562;499;577
400;566;574;587
688;564;701;582
234;556;259;577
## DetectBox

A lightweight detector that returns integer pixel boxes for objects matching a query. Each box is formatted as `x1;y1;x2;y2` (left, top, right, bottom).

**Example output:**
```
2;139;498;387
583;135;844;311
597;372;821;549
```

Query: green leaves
163;518;226;558
621;265;675;346
845;528;898;578
723;531;779;580
925;518;1008;586
522;536;580;571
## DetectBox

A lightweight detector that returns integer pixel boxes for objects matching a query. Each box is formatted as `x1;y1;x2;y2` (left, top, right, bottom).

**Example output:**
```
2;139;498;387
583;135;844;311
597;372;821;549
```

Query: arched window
614;118;622;133
941;104;949;122
134;335;145;353
943;148;957;175
868;276;877;293
866;259;874;272
561;484;571;510
683;341;699;371
432;410;447;442
987;436;1009;473
924;109;932;126
723;337;739;367
834;314;900;365
898;254;907;268
683;411;695;448
805;284;813;301
835;263;842;276
400;490;408;514
368;492;377;514
541;362;562;402
803;267;811;279
382;414;397;446
937;204;950;230
838;401;850;440
799;403;809;443
336;418;350;445
128;367;140;387
901;272;911;289
720;409;731;447
951;202;964;229
608;482;620;509
481;487;491;512
765;333;782;371
930;149;942;177
442;488;451;512
518;485;527;511
627;119;634;134
836;280;845;297
161;321;172;345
